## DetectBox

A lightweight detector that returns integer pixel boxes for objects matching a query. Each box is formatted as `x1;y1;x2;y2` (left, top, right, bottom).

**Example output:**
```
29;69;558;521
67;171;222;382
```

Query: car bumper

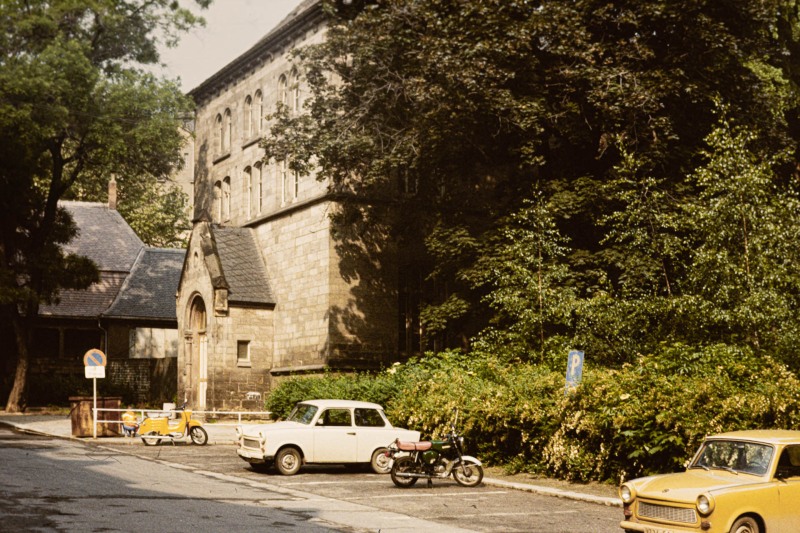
620;520;702;533
237;447;273;464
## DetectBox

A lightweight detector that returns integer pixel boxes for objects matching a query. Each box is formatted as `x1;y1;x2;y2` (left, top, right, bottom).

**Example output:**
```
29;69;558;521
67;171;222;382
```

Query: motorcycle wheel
370;447;391;474
141;431;160;446
452;459;484;487
390;456;419;488
190;426;208;445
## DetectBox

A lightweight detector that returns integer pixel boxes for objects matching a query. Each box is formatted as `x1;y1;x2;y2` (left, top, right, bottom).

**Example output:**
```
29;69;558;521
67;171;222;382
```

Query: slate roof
104;248;186;321
39;272;127;318
214;227;274;306
61;201;143;272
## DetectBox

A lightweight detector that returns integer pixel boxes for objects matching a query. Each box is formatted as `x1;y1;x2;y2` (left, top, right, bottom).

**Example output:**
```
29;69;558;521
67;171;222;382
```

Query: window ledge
236;360;252;368
213;152;231;164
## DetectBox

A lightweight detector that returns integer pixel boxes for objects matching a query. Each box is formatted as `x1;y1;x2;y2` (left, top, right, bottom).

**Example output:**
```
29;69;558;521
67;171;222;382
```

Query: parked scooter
137;402;208;446
386;409;483;488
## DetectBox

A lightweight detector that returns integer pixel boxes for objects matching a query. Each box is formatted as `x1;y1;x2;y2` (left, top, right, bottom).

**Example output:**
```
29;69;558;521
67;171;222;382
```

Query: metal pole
93;377;97;439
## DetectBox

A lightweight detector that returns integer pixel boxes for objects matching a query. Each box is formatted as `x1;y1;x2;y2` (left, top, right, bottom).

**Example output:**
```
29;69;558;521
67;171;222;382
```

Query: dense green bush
264;346;800;484
264;371;400;419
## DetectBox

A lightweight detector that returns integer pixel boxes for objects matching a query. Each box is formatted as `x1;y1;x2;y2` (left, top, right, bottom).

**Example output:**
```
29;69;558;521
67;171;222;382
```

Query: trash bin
69;396;122;437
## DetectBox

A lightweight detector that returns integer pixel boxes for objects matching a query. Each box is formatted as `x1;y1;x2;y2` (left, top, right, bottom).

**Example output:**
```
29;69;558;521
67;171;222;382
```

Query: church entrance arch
186;295;208;411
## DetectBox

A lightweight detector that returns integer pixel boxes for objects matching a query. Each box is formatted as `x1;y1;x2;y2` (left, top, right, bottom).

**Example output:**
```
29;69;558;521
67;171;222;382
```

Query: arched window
222;108;232;152
222;176;231;221
290;68;300;113
254;90;263;133
213;180;222;222
244;96;252;139
254;162;263;214
243;166;252;217
278;74;288;108
280;160;298;205
214;114;223;155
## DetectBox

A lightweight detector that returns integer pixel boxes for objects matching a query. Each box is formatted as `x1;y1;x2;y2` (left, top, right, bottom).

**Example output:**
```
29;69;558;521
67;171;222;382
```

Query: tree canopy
0;0;209;411
264;0;800;370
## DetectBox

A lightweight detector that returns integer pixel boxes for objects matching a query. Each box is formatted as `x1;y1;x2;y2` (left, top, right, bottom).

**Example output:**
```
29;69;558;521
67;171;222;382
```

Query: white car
236;399;421;475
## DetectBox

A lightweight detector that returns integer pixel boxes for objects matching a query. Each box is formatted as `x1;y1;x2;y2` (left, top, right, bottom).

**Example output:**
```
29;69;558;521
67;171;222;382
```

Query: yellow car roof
707;430;800;445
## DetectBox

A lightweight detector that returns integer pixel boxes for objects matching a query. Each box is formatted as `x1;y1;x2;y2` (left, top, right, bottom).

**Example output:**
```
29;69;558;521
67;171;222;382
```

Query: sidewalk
0;412;620;507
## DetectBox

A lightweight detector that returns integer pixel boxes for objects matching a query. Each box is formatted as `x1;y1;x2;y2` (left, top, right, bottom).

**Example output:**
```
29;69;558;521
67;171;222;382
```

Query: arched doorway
186;296;208;411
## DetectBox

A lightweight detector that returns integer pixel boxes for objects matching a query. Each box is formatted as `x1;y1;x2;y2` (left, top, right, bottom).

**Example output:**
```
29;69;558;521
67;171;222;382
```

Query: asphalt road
92;435;623;532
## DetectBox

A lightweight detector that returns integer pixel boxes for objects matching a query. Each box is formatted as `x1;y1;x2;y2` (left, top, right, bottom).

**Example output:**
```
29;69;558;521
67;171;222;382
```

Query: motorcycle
137;402;208;446
386;409;483;488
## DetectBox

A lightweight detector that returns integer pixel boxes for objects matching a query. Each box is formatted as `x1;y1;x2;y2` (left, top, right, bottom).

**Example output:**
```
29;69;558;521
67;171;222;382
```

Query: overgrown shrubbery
264;346;800;484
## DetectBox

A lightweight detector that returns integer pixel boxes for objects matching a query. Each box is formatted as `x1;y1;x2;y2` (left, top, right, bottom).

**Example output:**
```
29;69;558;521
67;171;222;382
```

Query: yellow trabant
619;430;800;533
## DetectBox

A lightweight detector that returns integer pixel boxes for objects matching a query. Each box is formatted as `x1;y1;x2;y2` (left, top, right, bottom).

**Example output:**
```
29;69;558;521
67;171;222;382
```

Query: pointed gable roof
104;248;186;321
61;201;144;272
214;226;275;306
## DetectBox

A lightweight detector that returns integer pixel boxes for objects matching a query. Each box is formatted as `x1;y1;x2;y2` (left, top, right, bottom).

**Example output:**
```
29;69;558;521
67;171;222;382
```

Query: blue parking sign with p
564;350;584;395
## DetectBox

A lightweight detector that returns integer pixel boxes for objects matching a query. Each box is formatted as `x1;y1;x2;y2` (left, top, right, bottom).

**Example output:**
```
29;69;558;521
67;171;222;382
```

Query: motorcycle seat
395;439;432;452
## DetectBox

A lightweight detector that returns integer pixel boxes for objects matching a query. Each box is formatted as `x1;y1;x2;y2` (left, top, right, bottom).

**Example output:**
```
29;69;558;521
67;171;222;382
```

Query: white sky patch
157;0;305;91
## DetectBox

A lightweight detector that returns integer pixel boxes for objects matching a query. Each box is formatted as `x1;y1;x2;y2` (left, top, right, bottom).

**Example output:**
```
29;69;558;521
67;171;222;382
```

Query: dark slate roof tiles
39;272;127;318
104;248;186;320
61;201;144;272
214;227;274;306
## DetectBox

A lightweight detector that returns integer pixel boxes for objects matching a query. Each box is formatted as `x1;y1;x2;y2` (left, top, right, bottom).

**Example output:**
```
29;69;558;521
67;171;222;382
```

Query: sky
158;0;306;91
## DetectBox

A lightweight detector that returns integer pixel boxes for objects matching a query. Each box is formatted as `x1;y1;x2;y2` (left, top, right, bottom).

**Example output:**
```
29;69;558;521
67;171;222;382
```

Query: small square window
237;340;251;367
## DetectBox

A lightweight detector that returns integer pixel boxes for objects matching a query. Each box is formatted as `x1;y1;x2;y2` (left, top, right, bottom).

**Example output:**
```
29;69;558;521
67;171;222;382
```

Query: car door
775;445;800;532
353;407;389;462
312;408;357;463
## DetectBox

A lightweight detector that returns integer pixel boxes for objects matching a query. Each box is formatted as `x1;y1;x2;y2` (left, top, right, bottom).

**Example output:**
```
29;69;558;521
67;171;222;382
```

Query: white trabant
236;399;421;475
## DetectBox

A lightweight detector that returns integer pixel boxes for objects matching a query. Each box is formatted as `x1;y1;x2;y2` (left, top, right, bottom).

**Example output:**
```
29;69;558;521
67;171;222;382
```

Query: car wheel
275;447;302;476
370;447;391;474
730;516;760;533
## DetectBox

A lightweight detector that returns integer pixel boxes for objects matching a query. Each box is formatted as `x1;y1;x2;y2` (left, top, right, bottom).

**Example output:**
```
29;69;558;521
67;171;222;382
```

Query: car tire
730;516;760;533
275;447;302;476
370;447;391;474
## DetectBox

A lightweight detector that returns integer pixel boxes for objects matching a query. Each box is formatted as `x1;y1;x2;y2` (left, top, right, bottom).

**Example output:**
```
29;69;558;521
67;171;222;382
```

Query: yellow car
619;430;800;533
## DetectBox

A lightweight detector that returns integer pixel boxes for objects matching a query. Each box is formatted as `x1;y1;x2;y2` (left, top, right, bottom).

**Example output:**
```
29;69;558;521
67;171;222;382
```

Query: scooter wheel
141;431;160;446
190;426;208;445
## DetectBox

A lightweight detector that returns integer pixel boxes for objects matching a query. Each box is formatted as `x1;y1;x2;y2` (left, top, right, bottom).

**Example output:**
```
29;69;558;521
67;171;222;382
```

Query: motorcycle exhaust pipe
394;472;433;479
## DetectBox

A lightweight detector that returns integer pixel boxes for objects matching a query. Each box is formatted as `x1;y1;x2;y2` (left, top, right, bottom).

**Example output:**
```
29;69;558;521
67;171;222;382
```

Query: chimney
108;175;117;210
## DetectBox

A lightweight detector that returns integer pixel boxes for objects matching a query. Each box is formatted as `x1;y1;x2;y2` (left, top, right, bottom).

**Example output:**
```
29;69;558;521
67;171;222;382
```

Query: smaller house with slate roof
31;196;185;405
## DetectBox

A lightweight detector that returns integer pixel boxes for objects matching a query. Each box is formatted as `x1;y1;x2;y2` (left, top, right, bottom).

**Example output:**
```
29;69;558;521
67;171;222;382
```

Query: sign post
564;350;584;395
83;349;107;439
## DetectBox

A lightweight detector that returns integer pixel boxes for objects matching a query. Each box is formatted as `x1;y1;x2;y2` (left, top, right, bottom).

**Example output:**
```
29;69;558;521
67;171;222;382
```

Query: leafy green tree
684;111;800;363
0;0;209;412
264;0;800;358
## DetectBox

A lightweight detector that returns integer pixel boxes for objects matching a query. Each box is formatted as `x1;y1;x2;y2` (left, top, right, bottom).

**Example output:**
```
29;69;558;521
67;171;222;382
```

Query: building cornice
189;0;324;105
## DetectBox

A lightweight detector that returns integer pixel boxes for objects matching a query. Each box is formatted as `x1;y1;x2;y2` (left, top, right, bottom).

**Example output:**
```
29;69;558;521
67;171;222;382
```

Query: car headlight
696;494;715;515
619;484;636;504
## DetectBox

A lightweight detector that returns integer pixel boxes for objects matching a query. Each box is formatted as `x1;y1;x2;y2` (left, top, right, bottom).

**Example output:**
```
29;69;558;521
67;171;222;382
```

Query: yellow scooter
138;402;208;446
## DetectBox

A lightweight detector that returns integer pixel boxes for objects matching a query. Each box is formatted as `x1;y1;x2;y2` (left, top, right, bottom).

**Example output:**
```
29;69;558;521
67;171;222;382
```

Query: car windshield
691;440;774;476
286;404;318;425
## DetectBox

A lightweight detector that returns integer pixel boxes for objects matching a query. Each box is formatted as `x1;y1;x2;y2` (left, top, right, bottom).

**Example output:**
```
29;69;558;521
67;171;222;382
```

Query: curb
481;477;621;507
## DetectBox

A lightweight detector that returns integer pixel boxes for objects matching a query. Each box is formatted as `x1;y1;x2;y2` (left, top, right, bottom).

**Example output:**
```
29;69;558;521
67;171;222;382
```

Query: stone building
29;196;184;406
176;0;404;411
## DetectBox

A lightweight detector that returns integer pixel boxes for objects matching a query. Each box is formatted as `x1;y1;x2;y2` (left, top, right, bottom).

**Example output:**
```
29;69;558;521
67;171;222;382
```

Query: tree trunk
5;314;30;413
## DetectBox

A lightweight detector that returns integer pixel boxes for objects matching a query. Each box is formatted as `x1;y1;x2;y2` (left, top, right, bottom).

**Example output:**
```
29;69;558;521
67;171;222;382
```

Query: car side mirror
316;419;325;426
